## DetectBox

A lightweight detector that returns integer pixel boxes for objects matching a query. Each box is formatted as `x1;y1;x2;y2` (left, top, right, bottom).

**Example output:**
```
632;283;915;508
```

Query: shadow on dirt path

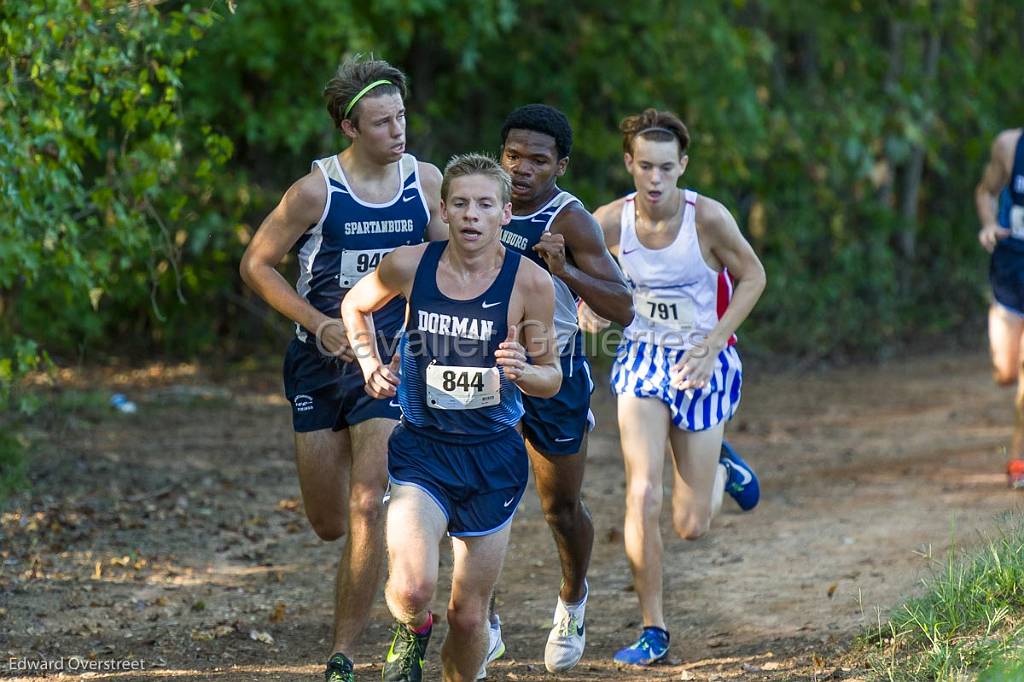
2;352;1022;681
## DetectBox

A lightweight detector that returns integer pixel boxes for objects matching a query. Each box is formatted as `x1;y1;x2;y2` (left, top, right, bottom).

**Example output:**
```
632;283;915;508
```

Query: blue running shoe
612;627;669;666
720;440;759;511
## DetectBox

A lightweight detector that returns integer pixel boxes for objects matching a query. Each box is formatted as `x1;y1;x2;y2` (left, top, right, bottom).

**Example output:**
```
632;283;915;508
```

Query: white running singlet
618;189;735;351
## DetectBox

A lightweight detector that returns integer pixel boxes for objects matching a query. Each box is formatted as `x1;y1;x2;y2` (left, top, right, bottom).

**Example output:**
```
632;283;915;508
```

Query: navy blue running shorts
991;239;1024;318
387;422;528;537
282;337;401;433
520;350;595;455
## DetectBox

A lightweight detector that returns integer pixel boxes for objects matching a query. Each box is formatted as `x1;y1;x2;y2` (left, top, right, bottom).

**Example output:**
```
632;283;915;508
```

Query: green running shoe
382;616;432;682
324;652;354;682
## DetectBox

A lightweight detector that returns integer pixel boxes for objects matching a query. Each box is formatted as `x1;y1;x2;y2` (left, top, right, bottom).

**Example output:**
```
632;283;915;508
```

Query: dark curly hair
500;104;573;159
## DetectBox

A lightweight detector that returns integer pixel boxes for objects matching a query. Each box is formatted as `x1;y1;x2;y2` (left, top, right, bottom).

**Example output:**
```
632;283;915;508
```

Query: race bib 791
634;290;696;331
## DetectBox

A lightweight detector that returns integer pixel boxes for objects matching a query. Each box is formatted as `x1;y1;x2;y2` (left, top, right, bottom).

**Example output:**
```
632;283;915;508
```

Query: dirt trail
2;351;1021;681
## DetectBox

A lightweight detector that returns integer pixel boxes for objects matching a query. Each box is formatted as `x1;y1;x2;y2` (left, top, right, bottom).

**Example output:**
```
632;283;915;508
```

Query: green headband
343;79;394;119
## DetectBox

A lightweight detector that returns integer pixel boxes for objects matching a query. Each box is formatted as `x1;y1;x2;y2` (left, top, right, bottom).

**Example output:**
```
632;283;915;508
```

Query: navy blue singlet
398;241;524;437
990;132;1024;313
499;190;583;355
293;153;429;342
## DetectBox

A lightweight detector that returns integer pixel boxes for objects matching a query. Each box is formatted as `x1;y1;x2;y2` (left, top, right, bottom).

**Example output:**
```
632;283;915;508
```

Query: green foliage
179;0;1022;361
0;0;227;362
859;513;1024;680
979;656;1024;682
3;0;1024;368
0;431;26;503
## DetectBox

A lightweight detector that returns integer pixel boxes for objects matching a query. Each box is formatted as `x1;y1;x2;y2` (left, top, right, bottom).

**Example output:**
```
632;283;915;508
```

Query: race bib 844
425;364;501;410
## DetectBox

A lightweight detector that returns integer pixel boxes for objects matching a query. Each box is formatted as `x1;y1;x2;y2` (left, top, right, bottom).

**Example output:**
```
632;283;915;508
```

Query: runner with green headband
344;79;394;119
240;54;447;682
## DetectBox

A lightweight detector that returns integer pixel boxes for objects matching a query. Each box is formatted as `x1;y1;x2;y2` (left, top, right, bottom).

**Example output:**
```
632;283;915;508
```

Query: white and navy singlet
991;132;1024;315
397;241;525;437
499;190;583;356
293;153;430;342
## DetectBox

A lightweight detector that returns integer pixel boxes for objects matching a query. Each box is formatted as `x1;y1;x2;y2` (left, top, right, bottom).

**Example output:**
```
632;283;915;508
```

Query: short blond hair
441;153;512;204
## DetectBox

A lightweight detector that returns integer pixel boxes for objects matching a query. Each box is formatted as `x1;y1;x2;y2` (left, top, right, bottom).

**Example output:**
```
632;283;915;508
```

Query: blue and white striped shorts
611;339;742;432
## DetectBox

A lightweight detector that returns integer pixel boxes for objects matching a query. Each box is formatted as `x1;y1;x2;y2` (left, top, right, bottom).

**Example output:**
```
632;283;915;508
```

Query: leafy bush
3;0;1023;369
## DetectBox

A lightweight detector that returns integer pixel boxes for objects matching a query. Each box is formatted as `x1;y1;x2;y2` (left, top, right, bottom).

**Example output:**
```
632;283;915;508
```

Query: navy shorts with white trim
282;337;401;433
521;349;595;455
387;422;528;537
990;239;1024;317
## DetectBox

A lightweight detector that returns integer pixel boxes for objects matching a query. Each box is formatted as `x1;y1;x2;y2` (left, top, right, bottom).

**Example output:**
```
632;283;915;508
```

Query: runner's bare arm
669;199;764;391
341;244;425;397
592;198;626;256
419;162;449;241
698;197;766;352
239;171;355;357
497;262;562;399
534;205;633;326
573;200;628;333
976;130;1017;252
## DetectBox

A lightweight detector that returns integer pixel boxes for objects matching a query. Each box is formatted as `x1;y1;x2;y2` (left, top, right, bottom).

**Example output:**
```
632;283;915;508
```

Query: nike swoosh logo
554;436;575;443
621;247;639;255
402;195;417;202
503;497;516;507
389;400;400;408
481;301;501;309
731;464;753;486
576;622;585;636
531;216;549;223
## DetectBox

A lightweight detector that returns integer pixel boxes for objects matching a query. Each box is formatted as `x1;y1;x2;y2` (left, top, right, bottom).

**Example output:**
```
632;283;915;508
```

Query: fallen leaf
249;629;274;645
827;582;838;599
269;602;286;624
276;498;301;512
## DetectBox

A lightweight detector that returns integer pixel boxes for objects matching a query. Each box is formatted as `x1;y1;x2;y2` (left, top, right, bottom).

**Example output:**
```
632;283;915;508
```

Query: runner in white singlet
588;108;767;667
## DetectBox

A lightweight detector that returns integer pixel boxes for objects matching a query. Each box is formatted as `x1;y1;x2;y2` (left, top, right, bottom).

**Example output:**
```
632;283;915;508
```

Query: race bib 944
339;248;393;288
1010;206;1024;239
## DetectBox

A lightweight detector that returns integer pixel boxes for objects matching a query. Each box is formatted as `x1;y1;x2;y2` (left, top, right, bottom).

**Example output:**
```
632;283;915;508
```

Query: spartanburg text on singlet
499;190;582;355
293;153;430;342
